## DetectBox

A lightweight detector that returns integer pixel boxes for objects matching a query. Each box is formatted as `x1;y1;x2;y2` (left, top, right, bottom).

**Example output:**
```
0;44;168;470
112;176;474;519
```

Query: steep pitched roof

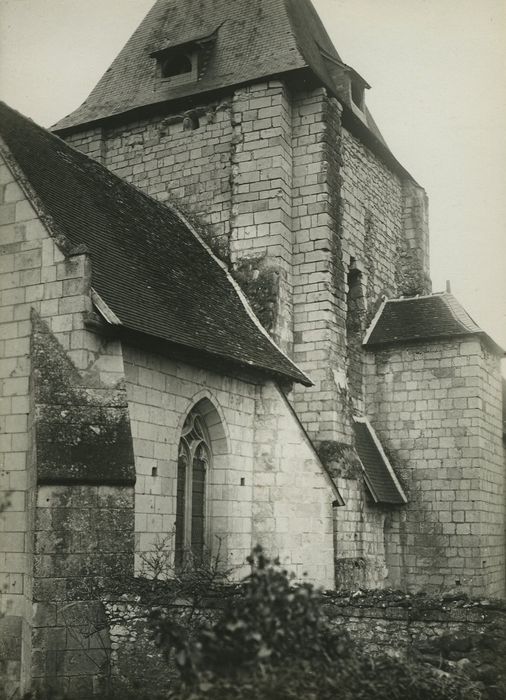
353;418;407;506
0;101;310;386
52;0;383;142
364;293;504;355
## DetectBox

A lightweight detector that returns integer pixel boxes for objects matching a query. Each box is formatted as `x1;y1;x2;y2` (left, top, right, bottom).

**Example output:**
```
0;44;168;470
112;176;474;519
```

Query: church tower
53;0;504;596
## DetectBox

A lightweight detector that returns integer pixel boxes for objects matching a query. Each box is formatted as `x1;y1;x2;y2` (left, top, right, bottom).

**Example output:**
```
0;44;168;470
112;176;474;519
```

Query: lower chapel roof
364;293;504;356
0;101;310;386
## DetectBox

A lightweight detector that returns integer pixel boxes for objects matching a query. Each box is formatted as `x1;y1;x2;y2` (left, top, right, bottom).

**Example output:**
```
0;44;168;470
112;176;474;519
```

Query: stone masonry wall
0;151;131;694
83;587;506;699
290;90;347;442
64;105;233;257
333;476;392;589
122;345;257;575
61;85;417;593
122;347;337;587
252;382;336;588
30;315;136;697
228;82;294;352
324;591;506;697
32;484;133;698
340;128;403;308
61;83;430;427
60;83;434;596
366;338;505;597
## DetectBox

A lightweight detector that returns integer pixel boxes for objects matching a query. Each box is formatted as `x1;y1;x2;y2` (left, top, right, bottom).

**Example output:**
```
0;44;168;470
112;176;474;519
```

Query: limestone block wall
0;157;80;693
290;89;347;442
64;103;234;257
366;338;505;597
122;346;257;574
61;84;431;439
228;82;294;351
252;382;337;588
32;485;133;697
30;314;135;697
122;349;337;586
333;476;391;589
340;129;403;302
0;151;130;693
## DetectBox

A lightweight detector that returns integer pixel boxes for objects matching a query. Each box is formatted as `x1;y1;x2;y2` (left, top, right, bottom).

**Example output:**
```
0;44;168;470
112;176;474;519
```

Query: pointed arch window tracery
175;408;211;566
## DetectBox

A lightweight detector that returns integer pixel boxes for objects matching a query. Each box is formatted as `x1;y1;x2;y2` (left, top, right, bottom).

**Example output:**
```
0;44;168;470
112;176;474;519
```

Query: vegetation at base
5;546;496;700
151;546;484;700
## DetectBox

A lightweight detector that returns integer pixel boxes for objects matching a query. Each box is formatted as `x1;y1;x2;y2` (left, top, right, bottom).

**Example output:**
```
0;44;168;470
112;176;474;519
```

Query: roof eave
52;65;418;185
86;318;311;387
365;331;505;357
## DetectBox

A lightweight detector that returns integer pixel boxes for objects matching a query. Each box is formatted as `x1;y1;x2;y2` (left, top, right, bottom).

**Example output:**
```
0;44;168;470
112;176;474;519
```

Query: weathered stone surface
31;312;135;485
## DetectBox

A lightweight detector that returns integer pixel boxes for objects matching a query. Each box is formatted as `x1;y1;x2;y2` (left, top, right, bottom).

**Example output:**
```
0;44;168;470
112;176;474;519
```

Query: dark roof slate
365;293;504;354
52;0;384;143
353;419;406;505
0;101;309;385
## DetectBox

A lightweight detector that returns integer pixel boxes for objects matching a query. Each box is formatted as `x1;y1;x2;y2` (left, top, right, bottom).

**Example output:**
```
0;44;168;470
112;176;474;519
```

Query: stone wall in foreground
94;585;506;699
324;590;506;697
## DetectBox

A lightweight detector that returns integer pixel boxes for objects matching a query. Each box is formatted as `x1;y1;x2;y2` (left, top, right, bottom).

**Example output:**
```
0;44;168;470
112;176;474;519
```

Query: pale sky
1;0;505;356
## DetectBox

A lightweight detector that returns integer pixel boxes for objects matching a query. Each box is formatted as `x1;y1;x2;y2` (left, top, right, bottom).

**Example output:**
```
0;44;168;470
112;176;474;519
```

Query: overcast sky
0;0;505;357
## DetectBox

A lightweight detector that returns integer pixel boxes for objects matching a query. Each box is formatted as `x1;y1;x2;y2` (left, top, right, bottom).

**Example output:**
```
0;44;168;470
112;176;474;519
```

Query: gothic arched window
175;408;211;566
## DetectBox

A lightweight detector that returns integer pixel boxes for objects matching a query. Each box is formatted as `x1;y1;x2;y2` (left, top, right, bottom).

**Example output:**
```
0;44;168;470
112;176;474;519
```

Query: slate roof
353;419;407;505
0;101;310;386
364;293;504;354
52;0;384;144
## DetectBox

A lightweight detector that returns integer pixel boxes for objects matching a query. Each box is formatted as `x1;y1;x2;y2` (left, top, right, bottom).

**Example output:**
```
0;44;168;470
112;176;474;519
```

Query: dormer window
346;66;370;115
152;47;198;85
351;80;365;111
150;26;220;88
160;51;193;79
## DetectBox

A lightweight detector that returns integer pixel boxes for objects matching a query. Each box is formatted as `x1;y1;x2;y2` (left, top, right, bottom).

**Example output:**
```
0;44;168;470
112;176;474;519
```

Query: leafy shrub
152;547;483;700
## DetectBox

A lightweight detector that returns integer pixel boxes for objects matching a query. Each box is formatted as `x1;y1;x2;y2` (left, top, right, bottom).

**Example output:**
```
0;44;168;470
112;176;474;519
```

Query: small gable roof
353;418;407;506
364;293;504;355
0;101;310;386
52;0;385;144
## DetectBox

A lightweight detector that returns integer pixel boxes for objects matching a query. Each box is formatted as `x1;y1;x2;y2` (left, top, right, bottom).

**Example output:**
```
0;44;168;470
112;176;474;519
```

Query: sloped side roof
0;101;309;385
364;293;504;354
52;0;382;142
353;419;407;506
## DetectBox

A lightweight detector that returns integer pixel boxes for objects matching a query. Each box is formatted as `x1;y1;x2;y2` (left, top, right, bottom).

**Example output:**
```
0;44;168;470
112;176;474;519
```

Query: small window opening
346;261;365;402
351;81;365;111
152;467;158;477
161;52;192;79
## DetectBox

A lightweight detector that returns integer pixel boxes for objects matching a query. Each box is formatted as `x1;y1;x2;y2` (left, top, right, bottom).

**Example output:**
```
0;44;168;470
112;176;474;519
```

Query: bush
152;547;483;700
